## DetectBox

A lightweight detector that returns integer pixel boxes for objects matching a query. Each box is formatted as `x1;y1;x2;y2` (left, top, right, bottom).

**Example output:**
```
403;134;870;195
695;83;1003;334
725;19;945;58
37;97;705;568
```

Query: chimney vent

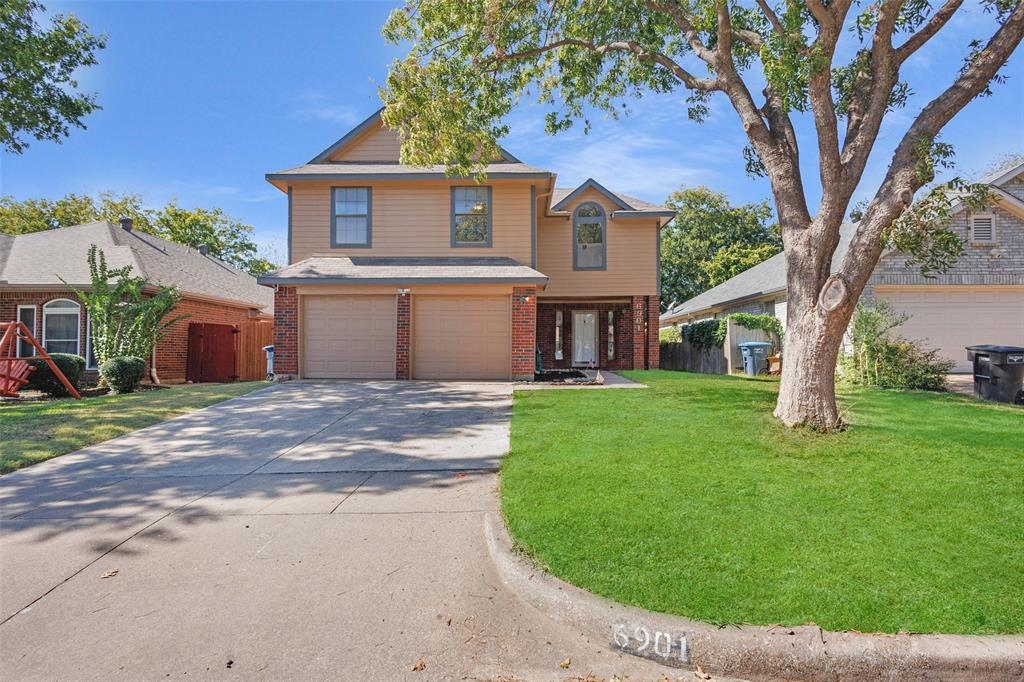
119;217;133;232
198;244;209;256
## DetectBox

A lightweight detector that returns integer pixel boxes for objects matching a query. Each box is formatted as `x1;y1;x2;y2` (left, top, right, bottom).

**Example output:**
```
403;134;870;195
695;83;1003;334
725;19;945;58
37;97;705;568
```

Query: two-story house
258;110;672;381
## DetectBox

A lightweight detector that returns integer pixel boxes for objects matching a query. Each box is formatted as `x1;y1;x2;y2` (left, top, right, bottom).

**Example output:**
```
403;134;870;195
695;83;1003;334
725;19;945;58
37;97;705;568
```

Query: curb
484;513;1024;681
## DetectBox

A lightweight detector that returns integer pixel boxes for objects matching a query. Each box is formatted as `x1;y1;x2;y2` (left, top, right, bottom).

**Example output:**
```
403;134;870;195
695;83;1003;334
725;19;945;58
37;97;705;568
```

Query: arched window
573;202;606;270
42;299;81;355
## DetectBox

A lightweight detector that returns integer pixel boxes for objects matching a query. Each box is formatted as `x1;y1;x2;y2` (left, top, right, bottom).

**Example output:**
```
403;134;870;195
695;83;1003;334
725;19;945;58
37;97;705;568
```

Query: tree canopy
0;0;105;154
0;192;277;276
661;187;780;308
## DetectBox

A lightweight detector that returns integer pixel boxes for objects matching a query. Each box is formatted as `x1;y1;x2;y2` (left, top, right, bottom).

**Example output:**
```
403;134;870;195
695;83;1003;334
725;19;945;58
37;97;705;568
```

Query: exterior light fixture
397;288;410;296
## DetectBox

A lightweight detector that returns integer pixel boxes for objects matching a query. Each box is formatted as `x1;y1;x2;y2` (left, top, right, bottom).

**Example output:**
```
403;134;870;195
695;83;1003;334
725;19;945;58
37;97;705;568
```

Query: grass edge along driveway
502;370;1023;635
1;382;270;474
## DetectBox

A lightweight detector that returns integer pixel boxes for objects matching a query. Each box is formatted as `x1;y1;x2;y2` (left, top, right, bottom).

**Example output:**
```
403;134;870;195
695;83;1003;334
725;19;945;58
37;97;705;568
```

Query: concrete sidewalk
1;381;679;681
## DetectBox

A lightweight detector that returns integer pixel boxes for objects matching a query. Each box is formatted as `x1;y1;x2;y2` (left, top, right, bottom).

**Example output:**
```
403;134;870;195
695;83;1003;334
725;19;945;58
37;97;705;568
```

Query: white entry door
573;312;597;366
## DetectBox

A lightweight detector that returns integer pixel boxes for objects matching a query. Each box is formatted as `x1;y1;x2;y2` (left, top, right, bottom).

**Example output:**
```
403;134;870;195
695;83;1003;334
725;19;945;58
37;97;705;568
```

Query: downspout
149;345;160;385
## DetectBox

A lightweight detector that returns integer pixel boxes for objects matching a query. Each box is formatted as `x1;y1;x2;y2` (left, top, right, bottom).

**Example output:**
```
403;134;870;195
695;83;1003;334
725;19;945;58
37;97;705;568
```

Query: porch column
396;292;411;380
631;296;646;369
511;287;537;381
273;286;298;379
646;295;660;369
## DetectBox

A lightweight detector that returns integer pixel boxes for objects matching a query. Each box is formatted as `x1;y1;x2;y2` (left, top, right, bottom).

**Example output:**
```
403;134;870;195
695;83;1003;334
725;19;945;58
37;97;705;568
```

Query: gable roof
266;161;551;188
0;221;273;313
307;108;522;165
662;223;857;320
549;182;675;217
977;159;1024;187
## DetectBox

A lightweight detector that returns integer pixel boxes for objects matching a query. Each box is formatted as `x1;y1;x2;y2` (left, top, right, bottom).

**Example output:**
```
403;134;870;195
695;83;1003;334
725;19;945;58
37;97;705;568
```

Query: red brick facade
536;300;635;371
273;286;299;377
646;295;660;369
631;296;647;369
511;287;537;380
1;288;266;383
395;293;411;380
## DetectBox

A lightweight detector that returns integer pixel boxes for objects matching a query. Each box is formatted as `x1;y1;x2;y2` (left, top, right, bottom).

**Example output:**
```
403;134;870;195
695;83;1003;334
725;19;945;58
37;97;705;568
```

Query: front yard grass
0;382;270;474
502;371;1023;635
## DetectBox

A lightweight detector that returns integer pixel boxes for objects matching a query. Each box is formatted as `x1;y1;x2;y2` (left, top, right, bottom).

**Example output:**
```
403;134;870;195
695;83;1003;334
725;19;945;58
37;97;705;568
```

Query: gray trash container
262;344;275;380
738;341;772;376
966;345;1024;403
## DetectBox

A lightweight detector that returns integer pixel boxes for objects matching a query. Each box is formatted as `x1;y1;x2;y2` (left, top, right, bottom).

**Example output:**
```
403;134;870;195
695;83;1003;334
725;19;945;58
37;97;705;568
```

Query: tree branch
895;0;965;64
755;0;786;35
488;38;721;91
643;0;719;64
840;1;1024;290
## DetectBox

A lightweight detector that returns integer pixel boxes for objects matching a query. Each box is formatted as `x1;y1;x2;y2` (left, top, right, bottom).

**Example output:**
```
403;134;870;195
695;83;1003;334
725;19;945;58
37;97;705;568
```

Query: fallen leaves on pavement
559;657;571;669
411;660;426;672
100;569;118;579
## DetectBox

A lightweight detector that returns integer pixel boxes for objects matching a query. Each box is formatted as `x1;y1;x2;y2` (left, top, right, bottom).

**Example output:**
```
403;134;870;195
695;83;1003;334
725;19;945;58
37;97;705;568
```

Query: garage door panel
880;289;1024;372
303;295;396;379
414;296;510;380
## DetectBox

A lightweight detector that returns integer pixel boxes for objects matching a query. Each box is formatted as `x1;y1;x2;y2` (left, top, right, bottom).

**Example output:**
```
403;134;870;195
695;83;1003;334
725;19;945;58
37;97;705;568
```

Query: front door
572;312;597;366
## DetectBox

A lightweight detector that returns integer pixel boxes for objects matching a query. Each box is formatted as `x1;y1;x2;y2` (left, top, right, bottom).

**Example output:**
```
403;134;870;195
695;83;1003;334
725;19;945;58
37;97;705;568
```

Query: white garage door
879;288;1024;372
303;295;396;378
414;296;510;380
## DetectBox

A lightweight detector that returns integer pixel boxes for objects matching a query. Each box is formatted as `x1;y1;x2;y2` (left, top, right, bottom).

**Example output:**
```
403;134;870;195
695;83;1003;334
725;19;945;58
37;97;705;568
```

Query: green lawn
0;382;270;474
502;371;1024;635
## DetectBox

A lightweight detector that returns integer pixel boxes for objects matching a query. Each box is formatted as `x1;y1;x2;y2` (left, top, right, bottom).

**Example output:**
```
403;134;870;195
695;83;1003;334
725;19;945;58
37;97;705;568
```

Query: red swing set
0;321;81;399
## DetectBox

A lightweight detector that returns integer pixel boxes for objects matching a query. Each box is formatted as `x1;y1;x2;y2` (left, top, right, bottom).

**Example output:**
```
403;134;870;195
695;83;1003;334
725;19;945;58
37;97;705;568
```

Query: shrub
679;319;721;348
659;326;681;342
25;353;86;397
100;356;146;394
840;299;953;391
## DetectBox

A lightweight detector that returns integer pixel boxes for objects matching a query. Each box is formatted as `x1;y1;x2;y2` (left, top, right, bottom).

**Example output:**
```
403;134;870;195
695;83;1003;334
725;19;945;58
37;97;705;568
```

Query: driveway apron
0;381;675;680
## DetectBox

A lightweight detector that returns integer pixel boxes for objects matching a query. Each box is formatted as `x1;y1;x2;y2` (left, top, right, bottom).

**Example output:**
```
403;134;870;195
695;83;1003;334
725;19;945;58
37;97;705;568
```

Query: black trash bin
965;345;1024;403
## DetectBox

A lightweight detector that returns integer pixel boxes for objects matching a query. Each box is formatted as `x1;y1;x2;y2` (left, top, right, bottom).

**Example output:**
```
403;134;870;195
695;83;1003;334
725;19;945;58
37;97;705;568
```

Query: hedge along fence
660;313;784;374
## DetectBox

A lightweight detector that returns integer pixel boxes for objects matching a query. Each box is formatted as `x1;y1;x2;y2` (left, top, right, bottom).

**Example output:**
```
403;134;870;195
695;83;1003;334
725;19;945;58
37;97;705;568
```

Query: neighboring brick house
0;220;273;382
258;109;669;381
661;162;1024;372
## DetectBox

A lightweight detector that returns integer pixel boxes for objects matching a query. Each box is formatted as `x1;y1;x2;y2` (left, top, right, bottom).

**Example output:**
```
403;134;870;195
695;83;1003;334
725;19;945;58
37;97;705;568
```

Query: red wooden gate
186;322;238;383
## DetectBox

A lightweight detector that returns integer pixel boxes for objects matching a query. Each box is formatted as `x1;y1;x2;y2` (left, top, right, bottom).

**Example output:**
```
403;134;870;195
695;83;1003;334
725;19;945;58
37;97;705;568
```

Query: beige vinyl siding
537;187;659;297
290;180;533;264
327;121;402;162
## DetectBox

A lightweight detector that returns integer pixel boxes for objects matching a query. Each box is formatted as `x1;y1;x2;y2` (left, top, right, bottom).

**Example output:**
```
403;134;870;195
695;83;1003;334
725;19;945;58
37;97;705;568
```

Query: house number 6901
611;624;688;663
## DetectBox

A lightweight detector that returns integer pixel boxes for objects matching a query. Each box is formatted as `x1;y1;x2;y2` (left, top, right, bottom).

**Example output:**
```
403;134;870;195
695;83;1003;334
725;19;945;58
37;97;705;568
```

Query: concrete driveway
0;381;674;680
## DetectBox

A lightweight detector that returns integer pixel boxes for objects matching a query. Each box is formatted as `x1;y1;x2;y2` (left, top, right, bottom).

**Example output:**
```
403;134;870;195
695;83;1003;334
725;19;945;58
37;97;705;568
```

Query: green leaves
0;192;277;276
63;245;186;367
0;0;105;153
661;187;780;308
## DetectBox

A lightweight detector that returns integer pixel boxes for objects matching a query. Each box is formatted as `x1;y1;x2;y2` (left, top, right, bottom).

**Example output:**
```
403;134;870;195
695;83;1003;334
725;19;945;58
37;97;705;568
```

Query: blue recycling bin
738;341;772;376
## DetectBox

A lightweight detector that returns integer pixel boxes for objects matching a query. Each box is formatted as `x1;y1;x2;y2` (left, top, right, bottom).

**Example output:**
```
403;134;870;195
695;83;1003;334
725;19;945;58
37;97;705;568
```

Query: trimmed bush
100;356;146;394
840;299;953;391
659;326;681;342
25;353;86;397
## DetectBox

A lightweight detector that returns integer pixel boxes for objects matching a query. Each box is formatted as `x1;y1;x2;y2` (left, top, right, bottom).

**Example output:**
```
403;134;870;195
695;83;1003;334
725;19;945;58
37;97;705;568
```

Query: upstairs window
574;202;606;270
332;187;371;247
969;213;995;244
42;299;80;355
451;186;492;246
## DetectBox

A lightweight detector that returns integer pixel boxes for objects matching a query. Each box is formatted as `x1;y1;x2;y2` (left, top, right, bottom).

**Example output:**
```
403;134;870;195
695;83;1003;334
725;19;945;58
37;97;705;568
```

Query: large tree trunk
772;218;862;430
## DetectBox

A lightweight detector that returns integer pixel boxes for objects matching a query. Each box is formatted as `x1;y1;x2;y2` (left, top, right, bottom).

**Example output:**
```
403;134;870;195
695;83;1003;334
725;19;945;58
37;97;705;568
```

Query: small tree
64;245;187;382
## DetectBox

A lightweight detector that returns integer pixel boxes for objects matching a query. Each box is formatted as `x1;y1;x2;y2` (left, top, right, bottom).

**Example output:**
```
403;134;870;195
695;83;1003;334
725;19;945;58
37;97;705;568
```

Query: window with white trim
16;305;36;358
969;213;995;244
42;299;80;355
554;309;564;360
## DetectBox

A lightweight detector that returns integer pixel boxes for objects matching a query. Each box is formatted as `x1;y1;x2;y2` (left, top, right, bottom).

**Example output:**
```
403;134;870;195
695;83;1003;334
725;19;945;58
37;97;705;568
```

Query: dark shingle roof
550;185;672;214
267;161;551;181
259;256;547;285
0;221;273;313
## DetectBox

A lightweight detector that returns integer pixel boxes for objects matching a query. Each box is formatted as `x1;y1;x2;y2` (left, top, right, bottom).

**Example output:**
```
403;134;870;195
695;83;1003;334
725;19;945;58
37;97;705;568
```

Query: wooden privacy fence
236;320;274;381
660;319;779;375
186;320;273;383
660;339;728;374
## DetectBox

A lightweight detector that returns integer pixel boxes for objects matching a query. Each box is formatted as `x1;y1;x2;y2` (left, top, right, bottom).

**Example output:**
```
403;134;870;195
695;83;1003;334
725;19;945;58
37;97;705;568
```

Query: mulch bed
2;383;170;403
533;369;590;383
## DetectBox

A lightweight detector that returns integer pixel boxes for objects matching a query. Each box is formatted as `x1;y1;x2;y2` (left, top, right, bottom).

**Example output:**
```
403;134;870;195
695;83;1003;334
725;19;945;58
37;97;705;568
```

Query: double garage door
302;294;510;380
880;288;1024;372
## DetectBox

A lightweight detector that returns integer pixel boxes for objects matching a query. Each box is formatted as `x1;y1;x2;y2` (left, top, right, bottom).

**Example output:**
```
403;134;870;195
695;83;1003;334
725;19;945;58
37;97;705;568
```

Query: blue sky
3;1;1022;262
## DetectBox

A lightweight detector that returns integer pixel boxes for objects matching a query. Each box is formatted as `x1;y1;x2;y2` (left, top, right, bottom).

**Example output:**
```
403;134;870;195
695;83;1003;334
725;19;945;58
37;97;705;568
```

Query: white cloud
290;94;363;126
